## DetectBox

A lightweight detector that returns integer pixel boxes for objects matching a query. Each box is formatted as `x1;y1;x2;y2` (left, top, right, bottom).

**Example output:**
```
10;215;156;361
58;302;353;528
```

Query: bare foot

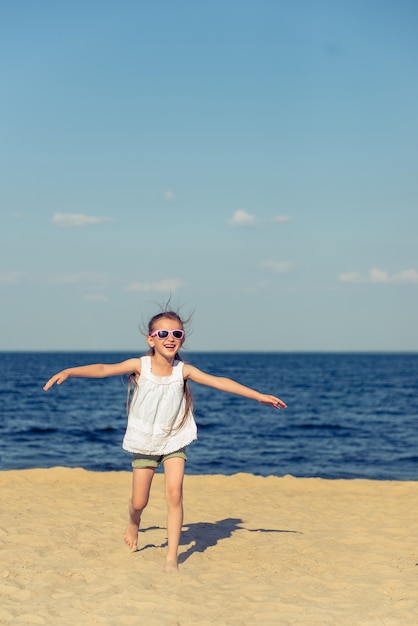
124;504;140;551
124;522;139;551
163;558;178;573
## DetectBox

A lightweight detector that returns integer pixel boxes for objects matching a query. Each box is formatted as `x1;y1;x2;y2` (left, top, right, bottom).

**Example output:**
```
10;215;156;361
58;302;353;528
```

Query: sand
0;468;417;625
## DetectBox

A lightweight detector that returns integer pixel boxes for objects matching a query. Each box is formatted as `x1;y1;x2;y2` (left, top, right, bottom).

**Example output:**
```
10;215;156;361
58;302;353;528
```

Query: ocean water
0;352;417;480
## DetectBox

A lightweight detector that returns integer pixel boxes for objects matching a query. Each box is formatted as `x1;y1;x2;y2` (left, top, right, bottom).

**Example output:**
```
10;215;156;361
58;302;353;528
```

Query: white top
122;356;197;455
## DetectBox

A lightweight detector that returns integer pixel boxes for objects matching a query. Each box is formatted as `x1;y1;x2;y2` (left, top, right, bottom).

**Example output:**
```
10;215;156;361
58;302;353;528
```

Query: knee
166;486;183;508
131;494;149;511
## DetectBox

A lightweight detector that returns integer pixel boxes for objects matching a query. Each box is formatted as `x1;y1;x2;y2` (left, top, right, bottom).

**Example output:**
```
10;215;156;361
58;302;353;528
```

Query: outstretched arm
183;364;287;410
43;358;141;391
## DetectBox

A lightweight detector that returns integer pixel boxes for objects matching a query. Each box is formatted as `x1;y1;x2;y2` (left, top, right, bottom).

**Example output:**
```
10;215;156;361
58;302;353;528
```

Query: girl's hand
43;371;69;391
258;394;287;410
43;359;142;392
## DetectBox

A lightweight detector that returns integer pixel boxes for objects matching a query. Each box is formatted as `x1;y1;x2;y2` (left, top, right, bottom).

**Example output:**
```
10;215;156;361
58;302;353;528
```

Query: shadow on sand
137;518;301;563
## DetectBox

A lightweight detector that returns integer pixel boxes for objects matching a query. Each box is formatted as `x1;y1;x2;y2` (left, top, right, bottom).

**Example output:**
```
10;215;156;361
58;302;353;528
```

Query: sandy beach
1;468;417;625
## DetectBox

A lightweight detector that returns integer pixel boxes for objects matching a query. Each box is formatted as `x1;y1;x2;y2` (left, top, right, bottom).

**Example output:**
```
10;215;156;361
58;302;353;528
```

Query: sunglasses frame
150;329;185;340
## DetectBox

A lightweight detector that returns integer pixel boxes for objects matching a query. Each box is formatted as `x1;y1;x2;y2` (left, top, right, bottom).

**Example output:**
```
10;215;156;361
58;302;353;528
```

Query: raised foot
124;520;139;552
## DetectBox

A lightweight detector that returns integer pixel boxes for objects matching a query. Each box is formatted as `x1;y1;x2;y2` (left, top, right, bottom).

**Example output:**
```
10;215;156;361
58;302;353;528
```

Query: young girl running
43;310;287;572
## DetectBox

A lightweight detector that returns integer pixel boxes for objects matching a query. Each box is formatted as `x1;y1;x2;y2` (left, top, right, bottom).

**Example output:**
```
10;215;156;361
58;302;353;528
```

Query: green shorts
131;447;187;469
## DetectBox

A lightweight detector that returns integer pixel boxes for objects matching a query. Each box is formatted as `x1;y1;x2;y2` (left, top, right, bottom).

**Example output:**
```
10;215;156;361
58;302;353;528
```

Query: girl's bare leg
124;467;156;550
162;457;185;572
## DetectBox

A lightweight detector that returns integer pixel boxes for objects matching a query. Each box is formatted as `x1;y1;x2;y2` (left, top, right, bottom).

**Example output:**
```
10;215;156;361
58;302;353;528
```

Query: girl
43;310;287;572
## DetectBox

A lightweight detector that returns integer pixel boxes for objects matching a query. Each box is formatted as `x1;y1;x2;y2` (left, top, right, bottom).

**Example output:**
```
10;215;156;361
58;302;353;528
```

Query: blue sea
1;352;417;480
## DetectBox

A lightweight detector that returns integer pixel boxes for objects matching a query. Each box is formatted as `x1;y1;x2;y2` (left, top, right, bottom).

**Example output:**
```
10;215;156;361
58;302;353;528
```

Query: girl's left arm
183;364;287;410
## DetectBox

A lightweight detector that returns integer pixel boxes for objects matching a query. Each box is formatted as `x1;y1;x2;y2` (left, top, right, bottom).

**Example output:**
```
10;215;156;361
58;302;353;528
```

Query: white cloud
125;278;182;293
84;293;109;303
339;267;418;284
369;268;390;283
392;269;418;283
228;210;256;227
0;271;23;285
46;271;110;285
52;213;111;227
338;272;363;283
164;190;175;200
260;260;293;274
228;211;293;228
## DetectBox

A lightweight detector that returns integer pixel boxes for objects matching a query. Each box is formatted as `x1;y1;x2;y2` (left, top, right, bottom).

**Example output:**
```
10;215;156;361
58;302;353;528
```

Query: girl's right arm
43;358;142;391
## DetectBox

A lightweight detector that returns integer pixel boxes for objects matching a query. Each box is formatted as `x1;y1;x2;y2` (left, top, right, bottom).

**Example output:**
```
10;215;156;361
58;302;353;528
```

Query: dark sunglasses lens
157;330;169;338
173;331;183;339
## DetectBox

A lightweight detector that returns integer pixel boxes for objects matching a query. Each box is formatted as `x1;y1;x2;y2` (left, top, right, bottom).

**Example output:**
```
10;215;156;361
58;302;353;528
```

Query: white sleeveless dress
122;356;197;455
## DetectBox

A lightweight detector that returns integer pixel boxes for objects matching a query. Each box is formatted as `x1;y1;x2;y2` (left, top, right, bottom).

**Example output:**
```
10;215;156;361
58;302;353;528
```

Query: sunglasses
150;329;185;340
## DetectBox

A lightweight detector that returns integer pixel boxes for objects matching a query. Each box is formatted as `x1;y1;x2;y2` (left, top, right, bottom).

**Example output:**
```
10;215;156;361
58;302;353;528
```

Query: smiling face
147;316;185;357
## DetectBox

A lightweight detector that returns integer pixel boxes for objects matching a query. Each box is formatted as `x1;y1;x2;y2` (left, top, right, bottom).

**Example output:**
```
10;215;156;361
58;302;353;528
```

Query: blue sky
1;0;417;352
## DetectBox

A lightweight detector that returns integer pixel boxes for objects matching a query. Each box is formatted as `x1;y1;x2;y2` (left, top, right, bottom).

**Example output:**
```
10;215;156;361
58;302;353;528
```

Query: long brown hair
127;310;193;428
